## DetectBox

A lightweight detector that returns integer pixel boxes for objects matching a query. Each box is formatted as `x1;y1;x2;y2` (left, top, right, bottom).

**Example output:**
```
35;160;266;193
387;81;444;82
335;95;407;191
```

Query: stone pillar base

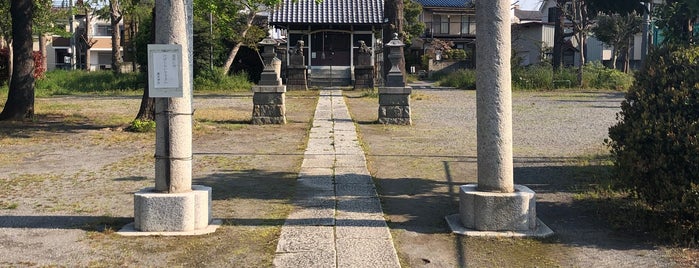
354;65;374;90
117;185;220;236
378;87;411;125
287;66;308;91
445;184;553;237
252;85;286;124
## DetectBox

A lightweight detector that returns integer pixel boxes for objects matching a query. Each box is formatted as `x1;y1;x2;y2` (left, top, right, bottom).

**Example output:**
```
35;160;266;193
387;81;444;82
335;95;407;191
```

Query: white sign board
148;44;184;98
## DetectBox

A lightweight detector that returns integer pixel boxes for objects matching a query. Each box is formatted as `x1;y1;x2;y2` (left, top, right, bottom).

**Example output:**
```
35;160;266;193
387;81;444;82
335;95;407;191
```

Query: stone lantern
252;36;286;124
378;33;411;125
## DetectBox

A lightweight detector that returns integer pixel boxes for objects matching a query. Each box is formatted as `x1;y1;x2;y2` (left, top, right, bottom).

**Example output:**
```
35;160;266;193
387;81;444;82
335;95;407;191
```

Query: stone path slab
274;90;401;268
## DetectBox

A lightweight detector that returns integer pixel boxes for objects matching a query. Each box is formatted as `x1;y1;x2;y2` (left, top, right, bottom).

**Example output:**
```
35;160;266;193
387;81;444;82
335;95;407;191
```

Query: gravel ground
0;93;316;267
0;88;691;267
345;88;680;267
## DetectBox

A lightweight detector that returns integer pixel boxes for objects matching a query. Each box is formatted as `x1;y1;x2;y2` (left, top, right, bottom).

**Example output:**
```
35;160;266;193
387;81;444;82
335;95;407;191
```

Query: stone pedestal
354;65;374;90
378;87;411;125
459;184;535;231
287;63;307;91
252;85;286;124
118;185;221;236
134;185;211;232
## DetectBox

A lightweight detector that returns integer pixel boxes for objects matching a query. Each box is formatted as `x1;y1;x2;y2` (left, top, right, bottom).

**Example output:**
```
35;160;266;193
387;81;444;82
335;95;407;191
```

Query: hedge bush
583;62;634;90
607;45;699;245
435;69;476;89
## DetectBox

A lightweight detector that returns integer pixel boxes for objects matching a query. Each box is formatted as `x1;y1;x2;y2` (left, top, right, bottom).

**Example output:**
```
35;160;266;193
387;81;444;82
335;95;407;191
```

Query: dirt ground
0;92;317;267
0;88;696;267
344;89;691;268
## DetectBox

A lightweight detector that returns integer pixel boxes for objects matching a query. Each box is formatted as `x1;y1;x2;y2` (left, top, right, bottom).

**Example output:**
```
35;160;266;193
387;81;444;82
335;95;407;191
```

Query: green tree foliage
402;0;424;46
193;0;279;75
655;0;699;46
591;12;642;71
607;45;699;244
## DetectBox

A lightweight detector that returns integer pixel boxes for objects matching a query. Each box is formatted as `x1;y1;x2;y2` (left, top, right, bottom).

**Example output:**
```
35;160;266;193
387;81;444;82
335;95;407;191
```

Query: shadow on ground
374;155;660;251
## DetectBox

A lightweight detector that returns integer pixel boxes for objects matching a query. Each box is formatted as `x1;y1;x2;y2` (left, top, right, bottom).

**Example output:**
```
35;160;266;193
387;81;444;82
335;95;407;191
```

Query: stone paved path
273;90;401;268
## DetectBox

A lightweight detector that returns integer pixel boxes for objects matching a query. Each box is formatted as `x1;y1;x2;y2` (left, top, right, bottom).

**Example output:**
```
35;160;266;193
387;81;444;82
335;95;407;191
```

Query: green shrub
583;62;634;90
193;67;252;92
436;69;476;90
552;68;577;88
607;45;699;245
127;119;156;133
512;65;553;90
445;49;469;60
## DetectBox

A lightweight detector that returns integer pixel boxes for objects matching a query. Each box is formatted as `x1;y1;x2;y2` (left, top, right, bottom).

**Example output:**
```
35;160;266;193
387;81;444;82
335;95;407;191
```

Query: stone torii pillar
446;0;552;237
119;0;219;236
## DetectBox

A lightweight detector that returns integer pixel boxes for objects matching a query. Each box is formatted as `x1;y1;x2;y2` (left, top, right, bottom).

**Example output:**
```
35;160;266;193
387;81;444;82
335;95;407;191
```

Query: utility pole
69;0;76;70
209;12;213;70
640;1;652;66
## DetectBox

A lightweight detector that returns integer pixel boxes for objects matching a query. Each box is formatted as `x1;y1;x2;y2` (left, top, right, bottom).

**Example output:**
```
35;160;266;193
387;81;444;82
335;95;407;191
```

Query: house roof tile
414;0;473;8
270;0;384;25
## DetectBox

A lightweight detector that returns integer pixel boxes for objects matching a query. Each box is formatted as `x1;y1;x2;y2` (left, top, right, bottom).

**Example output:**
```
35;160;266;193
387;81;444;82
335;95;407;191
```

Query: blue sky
514;0;544;11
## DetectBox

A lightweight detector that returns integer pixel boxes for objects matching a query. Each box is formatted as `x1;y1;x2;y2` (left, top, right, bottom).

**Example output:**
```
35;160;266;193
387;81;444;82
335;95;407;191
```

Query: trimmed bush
607;45;699;245
436;69;476;89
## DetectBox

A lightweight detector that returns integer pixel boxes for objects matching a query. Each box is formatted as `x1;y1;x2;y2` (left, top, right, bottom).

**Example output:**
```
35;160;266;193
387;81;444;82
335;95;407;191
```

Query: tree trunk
84;9;92;71
576;32;585;87
552;0;565;71
222;11;255;75
130;19;138;72
623;44;631;73
7;40;13;86
610;47;618;70
383;0;406;83
110;0;123;74
39;34;47;72
0;0;35;121
134;7;156;122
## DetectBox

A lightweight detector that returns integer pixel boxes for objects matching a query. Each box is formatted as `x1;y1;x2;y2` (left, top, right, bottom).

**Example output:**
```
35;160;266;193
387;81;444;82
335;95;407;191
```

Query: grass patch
36;70;143;96
0;173;60;190
194;68;253;92
195;156;250;171
0;200;18;210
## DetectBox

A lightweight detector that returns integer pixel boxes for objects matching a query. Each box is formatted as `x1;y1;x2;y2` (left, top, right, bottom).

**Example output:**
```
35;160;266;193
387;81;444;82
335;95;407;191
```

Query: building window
440;15;449;34
460;15;476;35
548;7;558;23
96;25;112;36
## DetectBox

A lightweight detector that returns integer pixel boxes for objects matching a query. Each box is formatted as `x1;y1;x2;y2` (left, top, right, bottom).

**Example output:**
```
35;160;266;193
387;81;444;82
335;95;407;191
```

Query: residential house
513;0;655;70
270;0;384;87
46;6;126;72
511;0;579;66
412;0;476;61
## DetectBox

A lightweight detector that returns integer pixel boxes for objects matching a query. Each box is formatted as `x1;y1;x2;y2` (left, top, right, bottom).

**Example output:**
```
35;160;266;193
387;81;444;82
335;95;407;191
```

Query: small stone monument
286;40;308;90
252;36;286;124
353;40;374;90
445;0;552;238
378;33;411;125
